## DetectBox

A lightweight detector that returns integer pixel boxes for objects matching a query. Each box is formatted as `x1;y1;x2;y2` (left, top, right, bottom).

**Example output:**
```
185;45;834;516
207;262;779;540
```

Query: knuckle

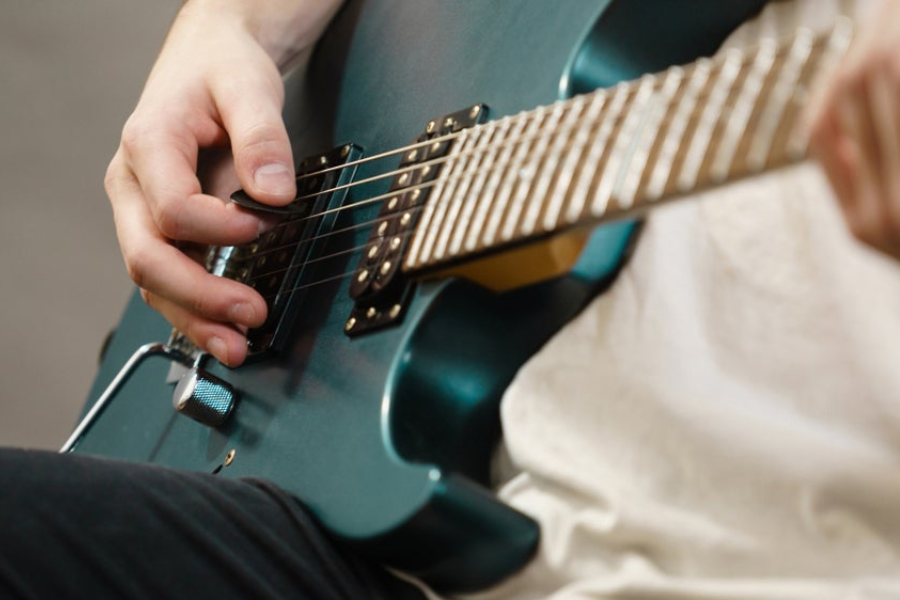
103;156;122;197
124;248;151;290
156;202;184;240
234;122;288;164
120;114;149;155
188;288;221;321
153;198;188;240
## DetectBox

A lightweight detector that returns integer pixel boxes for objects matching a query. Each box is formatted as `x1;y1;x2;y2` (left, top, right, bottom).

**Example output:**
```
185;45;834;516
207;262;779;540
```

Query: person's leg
0;448;426;599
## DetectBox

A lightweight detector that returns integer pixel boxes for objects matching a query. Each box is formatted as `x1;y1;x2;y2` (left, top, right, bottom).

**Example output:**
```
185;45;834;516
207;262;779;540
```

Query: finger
868;69;900;255
119;121;262;245
836;93;894;253
209;58;297;206
809;99;855;208
110;168;268;329
142;290;250;367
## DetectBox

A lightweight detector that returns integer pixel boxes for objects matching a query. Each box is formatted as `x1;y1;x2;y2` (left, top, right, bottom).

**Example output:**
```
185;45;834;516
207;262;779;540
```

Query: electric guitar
69;0;852;593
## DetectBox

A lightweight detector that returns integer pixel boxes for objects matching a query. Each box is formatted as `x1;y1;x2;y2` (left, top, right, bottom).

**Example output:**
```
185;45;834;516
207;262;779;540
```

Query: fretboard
403;18;854;274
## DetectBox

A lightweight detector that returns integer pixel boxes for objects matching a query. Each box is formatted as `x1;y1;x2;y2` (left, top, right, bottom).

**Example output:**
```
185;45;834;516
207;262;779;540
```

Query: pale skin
106;0;900;368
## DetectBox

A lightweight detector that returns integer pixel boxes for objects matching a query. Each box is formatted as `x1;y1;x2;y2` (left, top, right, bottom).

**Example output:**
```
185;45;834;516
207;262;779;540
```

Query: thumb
213;66;296;206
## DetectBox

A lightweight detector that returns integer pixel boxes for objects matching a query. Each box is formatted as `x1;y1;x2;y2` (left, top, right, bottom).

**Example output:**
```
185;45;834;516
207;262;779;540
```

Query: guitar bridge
194;143;365;360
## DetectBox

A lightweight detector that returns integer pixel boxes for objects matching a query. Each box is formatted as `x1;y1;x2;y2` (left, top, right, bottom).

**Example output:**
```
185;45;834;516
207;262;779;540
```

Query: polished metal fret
502;105;566;241
677;48;744;192
521;99;586;236
482;110;546;245
542;92;606;232
784;18;853;159
645;58;712;201
710;39;777;182
463;118;514;252
565;84;630;223
433;128;487;260
405;22;856;275
408;134;466;267
447;123;498;256
618;67;684;208
746;27;814;171
591;74;656;216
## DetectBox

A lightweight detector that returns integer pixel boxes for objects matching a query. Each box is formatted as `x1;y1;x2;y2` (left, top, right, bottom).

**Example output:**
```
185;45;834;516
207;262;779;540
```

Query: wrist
179;0;343;70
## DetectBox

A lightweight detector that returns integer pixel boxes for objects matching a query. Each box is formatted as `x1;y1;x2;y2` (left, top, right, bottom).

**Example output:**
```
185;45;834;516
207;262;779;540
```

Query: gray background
0;2;180;449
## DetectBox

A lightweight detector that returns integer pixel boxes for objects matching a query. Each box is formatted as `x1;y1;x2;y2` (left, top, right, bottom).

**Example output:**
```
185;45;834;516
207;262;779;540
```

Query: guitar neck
404;19;854;276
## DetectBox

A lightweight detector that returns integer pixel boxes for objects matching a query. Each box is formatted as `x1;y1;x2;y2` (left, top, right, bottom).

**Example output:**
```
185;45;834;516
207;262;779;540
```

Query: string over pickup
345;105;488;338
195;143;364;360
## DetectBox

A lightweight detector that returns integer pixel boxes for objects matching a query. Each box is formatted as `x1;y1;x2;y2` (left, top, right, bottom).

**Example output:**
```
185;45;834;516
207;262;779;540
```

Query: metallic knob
173;367;237;427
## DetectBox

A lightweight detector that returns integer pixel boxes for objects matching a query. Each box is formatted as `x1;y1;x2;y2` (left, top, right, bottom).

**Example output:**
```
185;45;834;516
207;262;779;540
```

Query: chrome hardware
60;342;194;453
173;367;237;427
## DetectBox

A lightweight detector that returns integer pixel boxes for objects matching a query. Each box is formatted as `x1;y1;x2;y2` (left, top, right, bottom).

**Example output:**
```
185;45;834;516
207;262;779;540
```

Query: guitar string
224;37;830;300
236;64;785;270
246;223;426;290
277;37;815;204
235;79;798;297
249;122;820;299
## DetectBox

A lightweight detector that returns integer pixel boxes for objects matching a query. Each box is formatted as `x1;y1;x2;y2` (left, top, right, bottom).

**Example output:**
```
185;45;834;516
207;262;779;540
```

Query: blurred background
0;2;180;449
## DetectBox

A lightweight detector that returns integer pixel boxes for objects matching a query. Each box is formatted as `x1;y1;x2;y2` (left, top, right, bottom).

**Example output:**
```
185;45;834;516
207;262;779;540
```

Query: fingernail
254;163;295;197
208;337;229;365
228;302;257;327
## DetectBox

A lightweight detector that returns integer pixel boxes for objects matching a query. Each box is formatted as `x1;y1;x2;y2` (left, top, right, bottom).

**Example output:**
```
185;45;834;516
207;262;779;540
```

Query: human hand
808;0;900;261
105;0;342;366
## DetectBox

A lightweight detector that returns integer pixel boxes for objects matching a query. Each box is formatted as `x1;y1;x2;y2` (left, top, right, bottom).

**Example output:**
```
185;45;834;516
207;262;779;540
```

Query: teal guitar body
78;1;765;592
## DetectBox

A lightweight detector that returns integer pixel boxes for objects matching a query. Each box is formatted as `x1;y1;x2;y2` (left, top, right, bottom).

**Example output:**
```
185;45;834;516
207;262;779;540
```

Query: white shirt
466;1;900;598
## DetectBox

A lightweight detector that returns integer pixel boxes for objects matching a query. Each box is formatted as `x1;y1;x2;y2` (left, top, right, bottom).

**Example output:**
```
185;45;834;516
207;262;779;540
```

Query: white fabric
464;1;900;598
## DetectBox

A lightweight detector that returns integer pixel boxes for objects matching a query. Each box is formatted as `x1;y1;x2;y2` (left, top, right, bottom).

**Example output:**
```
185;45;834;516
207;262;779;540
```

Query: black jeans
0;448;426;599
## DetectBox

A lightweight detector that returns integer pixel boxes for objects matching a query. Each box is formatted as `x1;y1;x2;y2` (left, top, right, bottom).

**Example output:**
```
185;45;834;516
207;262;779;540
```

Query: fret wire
785;18;854;159
710;39;777;182
446;124;497;257
645;59;712;201
501;105;566;241
520;99;586;236
403;23;849;272
482;109;547;246
406;135;465;267
433;129;482;260
261;29;824;221
425;130;474;261
590;74;657;216
520;98;585;235
619;67;684;209
677;48;744;192
467;115;531;252
565;84;631;224
763;37;829;169
463;118;514;252
543;92;606;232
746;27;814;171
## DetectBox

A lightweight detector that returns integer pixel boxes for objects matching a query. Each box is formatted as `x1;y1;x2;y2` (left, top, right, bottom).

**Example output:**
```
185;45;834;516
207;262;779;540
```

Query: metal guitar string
282;35;811;207
241;83;758;298
239;69;752;269
234;33;834;299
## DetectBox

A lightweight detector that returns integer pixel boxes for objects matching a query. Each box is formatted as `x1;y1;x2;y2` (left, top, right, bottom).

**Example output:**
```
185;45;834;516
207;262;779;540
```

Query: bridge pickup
203;143;364;360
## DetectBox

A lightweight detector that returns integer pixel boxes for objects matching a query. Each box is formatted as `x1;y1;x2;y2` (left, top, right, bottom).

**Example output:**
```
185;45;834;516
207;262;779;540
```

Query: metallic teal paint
78;0;766;592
